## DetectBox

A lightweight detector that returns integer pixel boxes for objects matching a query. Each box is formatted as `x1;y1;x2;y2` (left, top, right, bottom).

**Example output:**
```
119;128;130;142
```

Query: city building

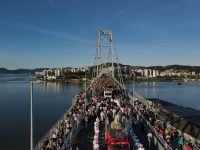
55;68;63;77
192;71;196;76
153;70;156;77
144;69;149;77
149;69;152;77
47;69;53;77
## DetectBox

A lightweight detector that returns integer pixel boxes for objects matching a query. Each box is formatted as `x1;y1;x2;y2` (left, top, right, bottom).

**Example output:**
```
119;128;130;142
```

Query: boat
33;30;200;150
177;82;182;85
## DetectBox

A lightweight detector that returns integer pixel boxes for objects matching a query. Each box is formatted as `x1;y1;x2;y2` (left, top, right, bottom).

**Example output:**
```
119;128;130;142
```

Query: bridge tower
95;30;114;78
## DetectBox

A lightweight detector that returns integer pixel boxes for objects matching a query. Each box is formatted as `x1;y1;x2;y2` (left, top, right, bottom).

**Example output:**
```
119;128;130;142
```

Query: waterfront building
47;69;53;77
149;69;152;77
144;69;149;77
135;69;143;76
177;72;183;77
140;69;144;76
71;68;78;73
47;75;56;80
156;70;159;76
80;67;86;72
123;66;129;74
42;69;47;76
192;71;196;76
159;72;164;76
183;72;189;76
153;70;156;77
55;68;62;77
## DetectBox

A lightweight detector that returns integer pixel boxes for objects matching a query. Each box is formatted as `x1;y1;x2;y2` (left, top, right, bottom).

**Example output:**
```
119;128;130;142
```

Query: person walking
147;131;153;149
178;134;184;150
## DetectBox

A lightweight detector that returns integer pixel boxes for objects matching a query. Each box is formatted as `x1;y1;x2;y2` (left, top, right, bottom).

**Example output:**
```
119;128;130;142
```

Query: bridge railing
194;144;200;150
129;92;200;150
140;113;172;150
33;92;88;150
129;93;172;150
61;113;83;150
154;110;200;150
33;104;74;150
127;120;141;150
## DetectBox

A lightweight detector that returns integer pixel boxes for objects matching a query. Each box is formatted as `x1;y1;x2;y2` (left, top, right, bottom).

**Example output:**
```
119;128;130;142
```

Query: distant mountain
0;67;72;74
0;68;8;74
0;68;48;74
0;68;30;74
1;65;200;74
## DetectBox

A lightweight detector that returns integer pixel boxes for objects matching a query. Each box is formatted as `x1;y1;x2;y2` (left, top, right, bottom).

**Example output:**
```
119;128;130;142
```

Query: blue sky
0;0;200;69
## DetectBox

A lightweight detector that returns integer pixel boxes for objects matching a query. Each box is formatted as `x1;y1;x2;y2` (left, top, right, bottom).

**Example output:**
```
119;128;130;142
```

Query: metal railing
141;114;172;150
61;113;83;150
127;120;141;150
129;94;172;150
129;92;200;150
34;91;87;150
34;104;74;150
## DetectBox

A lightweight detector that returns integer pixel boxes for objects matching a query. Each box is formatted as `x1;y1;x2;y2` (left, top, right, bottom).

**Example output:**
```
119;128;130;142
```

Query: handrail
155;111;200;150
193;144;200;150
61;112;83;149
140;114;172;150
129;92;200;150
34;104;74;150
34;90;88;150
129;94;172;150
127;120;141;150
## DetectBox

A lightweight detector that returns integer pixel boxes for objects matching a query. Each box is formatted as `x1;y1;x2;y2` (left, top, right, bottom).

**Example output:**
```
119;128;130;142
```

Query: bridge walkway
72;115;107;150
132;119;158;150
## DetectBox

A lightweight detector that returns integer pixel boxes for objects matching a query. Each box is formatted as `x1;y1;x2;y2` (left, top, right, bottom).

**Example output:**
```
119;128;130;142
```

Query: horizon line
1;64;200;70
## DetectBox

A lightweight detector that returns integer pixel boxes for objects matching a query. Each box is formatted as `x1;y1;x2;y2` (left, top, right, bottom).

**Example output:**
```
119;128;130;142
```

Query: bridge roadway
72;115;107;150
71;109;159;150
132;119;158;150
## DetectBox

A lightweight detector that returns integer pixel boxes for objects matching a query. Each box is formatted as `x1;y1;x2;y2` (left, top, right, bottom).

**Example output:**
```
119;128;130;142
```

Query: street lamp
30;81;33;150
30;80;40;150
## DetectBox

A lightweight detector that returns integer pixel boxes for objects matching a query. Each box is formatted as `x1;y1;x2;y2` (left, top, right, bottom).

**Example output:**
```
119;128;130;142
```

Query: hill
143;65;200;73
1;65;200;74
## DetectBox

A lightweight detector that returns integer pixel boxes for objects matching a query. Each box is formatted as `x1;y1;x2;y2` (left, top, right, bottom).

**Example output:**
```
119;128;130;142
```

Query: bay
126;82;200;109
0;74;83;150
0;74;200;150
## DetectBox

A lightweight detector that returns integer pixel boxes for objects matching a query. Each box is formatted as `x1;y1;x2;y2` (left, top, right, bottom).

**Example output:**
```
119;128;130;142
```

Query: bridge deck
72;115;107;150
132;119;158;150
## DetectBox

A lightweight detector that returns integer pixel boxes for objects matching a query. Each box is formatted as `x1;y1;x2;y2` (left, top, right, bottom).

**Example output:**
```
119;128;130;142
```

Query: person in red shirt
159;129;164;139
185;145;192;150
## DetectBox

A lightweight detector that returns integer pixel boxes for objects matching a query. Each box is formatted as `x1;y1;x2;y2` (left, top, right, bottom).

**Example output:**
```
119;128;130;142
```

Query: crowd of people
37;74;127;150
36;73;197;150
39;91;86;150
91;74;119;97
133;97;194;150
93;117;100;150
83;74;146;150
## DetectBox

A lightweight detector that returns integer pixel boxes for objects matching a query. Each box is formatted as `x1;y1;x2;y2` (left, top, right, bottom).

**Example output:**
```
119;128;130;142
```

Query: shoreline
32;79;200;84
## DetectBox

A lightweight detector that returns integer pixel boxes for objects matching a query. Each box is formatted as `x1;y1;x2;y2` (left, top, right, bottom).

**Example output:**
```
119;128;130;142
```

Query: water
0;75;200;150
125;82;200;109
0;74;83;150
